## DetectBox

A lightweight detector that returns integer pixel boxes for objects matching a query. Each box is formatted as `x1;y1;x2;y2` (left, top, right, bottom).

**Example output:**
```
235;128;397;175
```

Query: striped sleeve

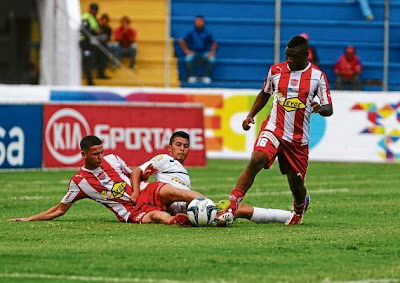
317;72;332;105
61;179;87;204
115;155;132;176
262;68;274;94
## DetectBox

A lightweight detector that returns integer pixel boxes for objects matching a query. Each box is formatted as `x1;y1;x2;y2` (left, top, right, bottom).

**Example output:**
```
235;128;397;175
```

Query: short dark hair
100;13;109;21
89;3;98;11
121;16;130;24
169;131;190;145
80;135;102;152
287;36;308;53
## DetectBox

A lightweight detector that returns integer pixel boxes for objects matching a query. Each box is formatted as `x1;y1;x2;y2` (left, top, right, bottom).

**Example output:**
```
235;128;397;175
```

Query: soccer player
132;131;296;224
218;36;333;225
9;135;204;226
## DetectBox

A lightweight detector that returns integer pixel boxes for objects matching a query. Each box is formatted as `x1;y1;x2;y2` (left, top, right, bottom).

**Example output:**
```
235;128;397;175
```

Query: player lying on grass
9;135;206;226
133;131;303;224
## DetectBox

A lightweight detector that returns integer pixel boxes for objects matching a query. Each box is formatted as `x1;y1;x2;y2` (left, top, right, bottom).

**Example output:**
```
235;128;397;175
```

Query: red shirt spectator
334;46;363;79
113;16;137;48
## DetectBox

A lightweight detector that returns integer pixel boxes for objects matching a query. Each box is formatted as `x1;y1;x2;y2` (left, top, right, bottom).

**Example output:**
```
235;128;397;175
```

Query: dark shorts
254;129;309;180
127;182;167;223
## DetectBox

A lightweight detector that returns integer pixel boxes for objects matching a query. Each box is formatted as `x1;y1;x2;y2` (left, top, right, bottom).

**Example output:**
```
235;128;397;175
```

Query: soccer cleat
304;195;310;213
216;199;231;213
171;213;193;227
215;209;235;226
285;195;310;226
285;213;303;225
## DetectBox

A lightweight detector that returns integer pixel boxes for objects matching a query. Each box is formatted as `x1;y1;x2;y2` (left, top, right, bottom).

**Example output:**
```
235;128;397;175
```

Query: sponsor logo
276;93;306;112
45;108;90;164
101;182;126;199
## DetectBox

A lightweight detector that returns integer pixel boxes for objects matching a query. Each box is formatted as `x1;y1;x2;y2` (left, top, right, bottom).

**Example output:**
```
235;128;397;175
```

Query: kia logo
45;108;90;164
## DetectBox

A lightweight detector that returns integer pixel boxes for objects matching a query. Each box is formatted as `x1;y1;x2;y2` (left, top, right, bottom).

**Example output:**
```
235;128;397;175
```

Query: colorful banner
1;86;399;164
47;88;400;163
310;92;400;163
43;103;206;168
0;104;43;168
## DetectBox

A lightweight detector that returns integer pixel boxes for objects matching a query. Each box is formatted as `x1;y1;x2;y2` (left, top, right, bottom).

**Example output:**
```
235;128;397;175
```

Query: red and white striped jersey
61;154;134;222
262;62;332;145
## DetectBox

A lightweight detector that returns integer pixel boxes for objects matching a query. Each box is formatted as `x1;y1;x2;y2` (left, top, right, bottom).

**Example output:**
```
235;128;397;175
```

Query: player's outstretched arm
243;90;271;130
9;203;72;222
130;167;144;204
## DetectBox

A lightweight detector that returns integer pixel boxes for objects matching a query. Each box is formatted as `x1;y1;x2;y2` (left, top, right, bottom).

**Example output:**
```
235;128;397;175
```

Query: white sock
250;207;292;223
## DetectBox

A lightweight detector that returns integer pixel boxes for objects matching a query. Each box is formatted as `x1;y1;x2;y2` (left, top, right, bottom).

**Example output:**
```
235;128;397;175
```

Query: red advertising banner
43;103;206;168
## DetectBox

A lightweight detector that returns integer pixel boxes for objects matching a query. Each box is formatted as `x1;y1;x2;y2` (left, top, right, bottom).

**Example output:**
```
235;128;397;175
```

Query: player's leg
226;135;277;214
287;170;307;207
278;141;310;225
235;203;292;223
159;184;203;206
141;210;173;224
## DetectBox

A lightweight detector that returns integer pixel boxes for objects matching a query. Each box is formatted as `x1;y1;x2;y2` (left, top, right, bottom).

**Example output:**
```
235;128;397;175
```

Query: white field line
4;180;69;185
322;278;400;283
0;273;233;283
209;188;349;198
8;195;56;200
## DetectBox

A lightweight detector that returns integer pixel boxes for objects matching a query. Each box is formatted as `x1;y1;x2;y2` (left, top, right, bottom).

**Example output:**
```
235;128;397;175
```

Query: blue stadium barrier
171;0;399;90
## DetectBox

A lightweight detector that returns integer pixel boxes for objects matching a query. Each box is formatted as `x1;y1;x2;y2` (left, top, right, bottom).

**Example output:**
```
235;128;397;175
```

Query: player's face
82;144;104;169
285;47;308;71
168;137;190;164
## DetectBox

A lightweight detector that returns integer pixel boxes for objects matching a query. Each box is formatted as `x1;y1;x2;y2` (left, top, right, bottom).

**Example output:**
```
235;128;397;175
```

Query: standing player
132;131;297;224
218;36;333;225
10;135;205;226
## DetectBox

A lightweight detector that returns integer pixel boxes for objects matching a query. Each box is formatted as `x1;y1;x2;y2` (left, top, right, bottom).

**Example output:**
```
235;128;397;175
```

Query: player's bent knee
249;151;269;170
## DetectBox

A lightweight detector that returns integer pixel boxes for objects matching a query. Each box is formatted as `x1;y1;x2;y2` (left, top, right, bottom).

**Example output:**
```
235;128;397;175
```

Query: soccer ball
187;197;217;226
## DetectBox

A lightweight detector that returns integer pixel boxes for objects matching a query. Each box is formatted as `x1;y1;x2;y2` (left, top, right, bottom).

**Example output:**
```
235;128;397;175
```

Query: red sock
169;215;177;225
229;188;246;210
293;201;305;215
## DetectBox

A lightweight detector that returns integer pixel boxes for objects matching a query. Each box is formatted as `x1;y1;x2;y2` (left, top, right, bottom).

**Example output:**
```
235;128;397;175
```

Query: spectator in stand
178;15;218;84
95;13;112;79
80;2;101;85
334;45;363;90
110;16;138;69
299;33;319;67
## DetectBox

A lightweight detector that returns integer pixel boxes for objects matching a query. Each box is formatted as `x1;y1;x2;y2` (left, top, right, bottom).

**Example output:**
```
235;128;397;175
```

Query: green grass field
0;160;399;283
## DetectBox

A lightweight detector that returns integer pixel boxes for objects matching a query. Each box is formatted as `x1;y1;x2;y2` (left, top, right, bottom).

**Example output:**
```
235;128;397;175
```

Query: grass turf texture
0;160;399;283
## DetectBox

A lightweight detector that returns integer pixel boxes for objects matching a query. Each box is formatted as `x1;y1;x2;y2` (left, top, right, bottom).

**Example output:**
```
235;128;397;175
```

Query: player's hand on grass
9;218;30;222
242;117;255;131
311;102;321;113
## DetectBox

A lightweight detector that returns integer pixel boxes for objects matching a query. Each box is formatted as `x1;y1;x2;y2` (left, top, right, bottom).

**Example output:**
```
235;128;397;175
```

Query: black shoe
97;75;111;79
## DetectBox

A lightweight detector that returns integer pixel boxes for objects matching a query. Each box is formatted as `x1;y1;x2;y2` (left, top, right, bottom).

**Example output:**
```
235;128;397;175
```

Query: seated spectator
96;13;112;79
110;16;137;68
334;45;363;90
178;15;218;84
299;32;319;67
